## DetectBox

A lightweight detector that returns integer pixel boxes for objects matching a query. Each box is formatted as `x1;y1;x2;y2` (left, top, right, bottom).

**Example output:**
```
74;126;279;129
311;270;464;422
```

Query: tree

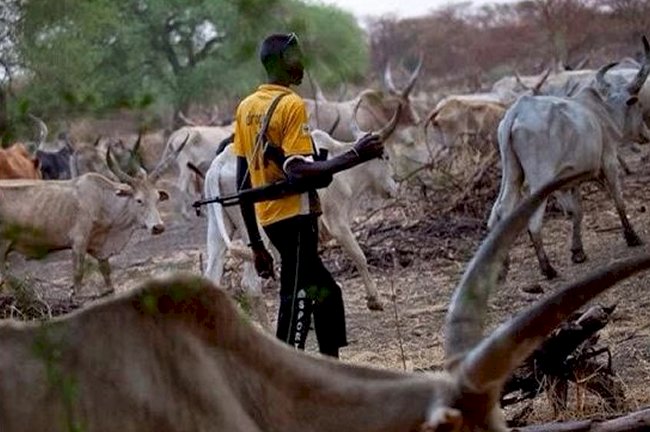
0;0;21;143
15;0;368;127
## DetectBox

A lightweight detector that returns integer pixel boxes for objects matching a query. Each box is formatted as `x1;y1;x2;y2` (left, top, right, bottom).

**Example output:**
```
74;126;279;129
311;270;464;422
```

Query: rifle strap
251;91;290;171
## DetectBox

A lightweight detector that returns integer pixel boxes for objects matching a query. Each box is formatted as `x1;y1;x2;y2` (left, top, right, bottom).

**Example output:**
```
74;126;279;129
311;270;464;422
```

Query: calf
2;173;649;431
488;37;650;279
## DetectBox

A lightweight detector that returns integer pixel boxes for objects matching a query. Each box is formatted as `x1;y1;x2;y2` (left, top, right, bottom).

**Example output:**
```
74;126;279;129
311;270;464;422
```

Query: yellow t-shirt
233;84;317;226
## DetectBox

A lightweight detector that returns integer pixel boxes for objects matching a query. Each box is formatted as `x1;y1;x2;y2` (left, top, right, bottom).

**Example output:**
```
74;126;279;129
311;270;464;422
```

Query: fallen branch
513;407;650;432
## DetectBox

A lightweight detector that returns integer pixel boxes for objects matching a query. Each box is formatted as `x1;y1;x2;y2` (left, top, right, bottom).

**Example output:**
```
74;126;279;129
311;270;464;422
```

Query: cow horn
377;105;401;141
444;172;590;371
574;54;591;70
596;62;618;91
596;62;618;93
350;98;365;140
458;237;650;395
148;132;190;183
532;68;551;95
106;145;135;185
351;97;400;142
402;54;423;97
626;35;650;95
383;62;398;95
28;114;48;148
178;111;197;126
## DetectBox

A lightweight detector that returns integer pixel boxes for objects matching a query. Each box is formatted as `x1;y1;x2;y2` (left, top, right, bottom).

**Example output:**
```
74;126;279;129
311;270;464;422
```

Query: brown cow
0;144;41;179
2;173;648;431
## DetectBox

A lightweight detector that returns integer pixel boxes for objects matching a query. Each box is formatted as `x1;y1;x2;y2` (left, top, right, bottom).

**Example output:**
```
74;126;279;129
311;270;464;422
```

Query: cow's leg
601;163;643;246
241;261;271;330
327;220;383;311
177;167;194;219
97;258;114;297
71;248;86;298
561;188;587;264
527;198;558;279
205;212;231;284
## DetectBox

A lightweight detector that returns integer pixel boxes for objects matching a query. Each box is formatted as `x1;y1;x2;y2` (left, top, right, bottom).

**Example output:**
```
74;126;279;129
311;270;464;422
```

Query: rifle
192;149;334;215
192;179;311;212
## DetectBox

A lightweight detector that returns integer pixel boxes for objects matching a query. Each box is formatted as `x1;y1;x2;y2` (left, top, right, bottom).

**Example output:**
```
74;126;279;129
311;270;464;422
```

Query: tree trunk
0;86;8;146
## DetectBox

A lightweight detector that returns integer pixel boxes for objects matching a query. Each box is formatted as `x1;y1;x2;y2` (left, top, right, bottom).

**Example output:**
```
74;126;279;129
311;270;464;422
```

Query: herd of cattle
0;36;650;430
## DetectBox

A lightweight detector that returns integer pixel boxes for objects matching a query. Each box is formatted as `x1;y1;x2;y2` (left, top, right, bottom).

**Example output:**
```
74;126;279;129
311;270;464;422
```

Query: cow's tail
488;101;523;230
205;154;253;261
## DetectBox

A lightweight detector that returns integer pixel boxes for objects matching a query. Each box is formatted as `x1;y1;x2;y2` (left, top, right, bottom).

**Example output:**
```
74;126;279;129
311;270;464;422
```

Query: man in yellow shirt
233;33;383;358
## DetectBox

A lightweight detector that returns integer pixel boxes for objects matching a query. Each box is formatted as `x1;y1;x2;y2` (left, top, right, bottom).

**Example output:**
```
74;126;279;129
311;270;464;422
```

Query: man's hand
251;241;275;279
353;133;383;160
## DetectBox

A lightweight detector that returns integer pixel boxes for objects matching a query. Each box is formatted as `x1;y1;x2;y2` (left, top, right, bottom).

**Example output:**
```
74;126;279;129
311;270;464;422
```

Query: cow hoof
625;232;644;247
366;297;384;311
542;267;559;280
571;250;587;264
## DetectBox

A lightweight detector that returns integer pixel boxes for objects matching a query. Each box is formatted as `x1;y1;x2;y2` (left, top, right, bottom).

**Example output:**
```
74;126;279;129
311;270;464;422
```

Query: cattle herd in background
0;34;650;432
1;37;650;300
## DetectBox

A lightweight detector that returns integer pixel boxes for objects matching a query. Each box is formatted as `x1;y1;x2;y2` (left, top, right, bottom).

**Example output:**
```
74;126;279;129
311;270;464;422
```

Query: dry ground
2;146;650;426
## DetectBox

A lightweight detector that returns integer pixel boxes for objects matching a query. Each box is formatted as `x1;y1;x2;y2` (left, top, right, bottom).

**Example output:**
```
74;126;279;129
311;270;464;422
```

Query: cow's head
348;99;400;198
595;36;650;144
105;134;189;235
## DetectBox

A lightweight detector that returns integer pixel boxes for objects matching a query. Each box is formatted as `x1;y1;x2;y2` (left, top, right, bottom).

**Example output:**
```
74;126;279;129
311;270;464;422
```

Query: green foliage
13;0;368;121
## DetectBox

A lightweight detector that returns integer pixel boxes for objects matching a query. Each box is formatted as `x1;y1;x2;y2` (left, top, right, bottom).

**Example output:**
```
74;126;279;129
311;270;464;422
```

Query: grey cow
0;146;181;297
488;37;650;279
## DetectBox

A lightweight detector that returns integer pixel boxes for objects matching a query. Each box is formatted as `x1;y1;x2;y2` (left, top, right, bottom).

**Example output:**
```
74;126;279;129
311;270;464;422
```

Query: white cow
161;124;234;218
488;39;650;279
0;143;183;297
204;114;399;324
3;174;648;432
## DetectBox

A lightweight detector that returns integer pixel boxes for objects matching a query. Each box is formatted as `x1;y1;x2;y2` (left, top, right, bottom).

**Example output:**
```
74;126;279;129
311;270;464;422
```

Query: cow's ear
115;188;133;197
158;190;169;202
627;96;639;106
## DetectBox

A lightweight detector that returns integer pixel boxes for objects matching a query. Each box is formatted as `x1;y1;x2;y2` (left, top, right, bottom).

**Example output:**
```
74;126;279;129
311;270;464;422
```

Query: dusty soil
3;146;650;426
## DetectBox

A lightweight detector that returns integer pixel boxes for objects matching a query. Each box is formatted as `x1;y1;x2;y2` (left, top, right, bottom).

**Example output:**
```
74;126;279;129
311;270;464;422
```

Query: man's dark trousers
264;214;347;357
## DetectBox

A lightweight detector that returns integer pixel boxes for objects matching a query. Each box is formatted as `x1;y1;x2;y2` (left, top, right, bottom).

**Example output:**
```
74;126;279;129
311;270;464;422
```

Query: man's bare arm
284;133;382;181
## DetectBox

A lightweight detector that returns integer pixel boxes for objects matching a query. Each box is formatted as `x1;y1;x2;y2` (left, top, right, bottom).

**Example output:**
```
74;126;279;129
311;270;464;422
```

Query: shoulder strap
251;92;290;169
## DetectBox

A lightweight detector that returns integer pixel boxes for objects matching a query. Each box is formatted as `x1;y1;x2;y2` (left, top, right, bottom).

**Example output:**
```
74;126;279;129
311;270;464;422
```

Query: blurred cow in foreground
2;173;650;431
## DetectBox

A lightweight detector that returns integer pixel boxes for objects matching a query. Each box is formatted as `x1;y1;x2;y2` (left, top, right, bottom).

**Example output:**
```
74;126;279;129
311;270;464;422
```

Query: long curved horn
326;111;341;136
626;35;650;95
401;54;423;97
531;68;551;95
514;71;527;90
574;54;590;70
595;62;618;93
106;145;135;185
28;114;48;147
444;172;590;365
178;111;197;126
460;246;650;394
351;97;400;142
377;105;401;141
383;61;398;95
148;132;190;182
350;98;365;140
